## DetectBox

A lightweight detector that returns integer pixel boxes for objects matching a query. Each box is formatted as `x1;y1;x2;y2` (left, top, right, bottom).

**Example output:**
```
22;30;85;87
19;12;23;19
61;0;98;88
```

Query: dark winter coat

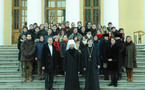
39;29;47;36
35;41;45;60
100;39;110;63
41;44;57;73
20;39;36;62
107;44;119;71
60;40;67;57
124;41;137;68
116;40;125;69
93;40;101;57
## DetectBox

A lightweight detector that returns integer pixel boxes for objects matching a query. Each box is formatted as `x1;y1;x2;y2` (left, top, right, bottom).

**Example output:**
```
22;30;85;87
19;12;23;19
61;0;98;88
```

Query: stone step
0;84;144;90
0;47;17;49
0;49;18;52
0;65;19;70
0;58;18;61
0;79;145;86
0;62;19;65
1;74;145;80
0;70;20;75
0;55;18;58
0;52;18;55
0;45;17;47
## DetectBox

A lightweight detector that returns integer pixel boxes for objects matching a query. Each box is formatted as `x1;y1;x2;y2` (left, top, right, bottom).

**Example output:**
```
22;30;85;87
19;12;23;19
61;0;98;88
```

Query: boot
29;76;33;82
130;70;133;82
126;70;130;81
23;77;26;82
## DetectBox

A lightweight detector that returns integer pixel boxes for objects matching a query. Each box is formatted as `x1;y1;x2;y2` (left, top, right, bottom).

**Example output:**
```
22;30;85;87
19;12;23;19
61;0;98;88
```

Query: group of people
17;21;137;90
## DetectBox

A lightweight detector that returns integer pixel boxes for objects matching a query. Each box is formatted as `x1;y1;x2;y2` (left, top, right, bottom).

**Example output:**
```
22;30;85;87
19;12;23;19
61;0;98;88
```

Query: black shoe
108;83;114;86
114;84;118;87
104;78;109;80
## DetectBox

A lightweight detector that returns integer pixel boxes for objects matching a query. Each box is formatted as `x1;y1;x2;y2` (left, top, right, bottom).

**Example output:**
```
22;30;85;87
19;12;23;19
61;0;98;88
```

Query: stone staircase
0;45;145;90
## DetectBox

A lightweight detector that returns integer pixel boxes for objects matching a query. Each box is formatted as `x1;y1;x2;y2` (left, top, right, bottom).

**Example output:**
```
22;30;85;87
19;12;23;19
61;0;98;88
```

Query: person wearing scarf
107;38;119;87
124;36;137;82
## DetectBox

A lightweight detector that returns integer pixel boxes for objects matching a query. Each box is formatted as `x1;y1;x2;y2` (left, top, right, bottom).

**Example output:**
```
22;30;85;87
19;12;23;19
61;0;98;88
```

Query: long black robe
83;46;100;90
64;48;80;90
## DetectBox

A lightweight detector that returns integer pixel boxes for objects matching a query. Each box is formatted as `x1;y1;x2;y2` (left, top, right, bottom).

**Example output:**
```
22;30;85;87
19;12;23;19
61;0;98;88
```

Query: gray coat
20;39;36;62
124;42;137;68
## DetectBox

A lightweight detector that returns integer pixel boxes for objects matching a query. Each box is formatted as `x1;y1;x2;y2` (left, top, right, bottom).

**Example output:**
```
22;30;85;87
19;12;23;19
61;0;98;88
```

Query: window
45;0;66;27
84;0;100;25
12;0;27;43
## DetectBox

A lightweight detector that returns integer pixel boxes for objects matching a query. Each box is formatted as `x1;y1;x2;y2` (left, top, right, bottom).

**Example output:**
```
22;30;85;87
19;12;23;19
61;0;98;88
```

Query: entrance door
12;0;27;44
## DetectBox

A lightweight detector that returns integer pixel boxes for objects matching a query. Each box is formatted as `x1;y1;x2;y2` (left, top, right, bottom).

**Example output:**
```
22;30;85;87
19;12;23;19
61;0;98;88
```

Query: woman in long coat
124;36;137;82
64;40;80;90
107;38;119;87
83;39;100;90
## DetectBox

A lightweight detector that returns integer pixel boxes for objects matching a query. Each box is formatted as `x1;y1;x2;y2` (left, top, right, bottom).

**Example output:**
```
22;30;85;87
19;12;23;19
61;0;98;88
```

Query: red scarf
61;27;66;30
63;39;68;43
53;41;60;52
96;33;103;39
119;32;125;41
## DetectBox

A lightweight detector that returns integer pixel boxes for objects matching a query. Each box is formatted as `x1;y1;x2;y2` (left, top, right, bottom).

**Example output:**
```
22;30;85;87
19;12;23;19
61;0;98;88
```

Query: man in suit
41;37;57;90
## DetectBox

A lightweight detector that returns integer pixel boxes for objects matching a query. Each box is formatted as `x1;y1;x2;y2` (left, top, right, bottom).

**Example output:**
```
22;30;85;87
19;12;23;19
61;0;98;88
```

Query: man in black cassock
63;40;80;90
83;39;100;90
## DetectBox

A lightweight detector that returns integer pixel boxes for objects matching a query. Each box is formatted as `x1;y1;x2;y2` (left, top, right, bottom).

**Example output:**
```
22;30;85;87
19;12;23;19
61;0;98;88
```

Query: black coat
41;44;57;73
79;41;87;53
116;40;125;68
100;39;110;63
64;49;80;90
60;40;67;57
32;31;40;41
83;47;100;90
39;29;47;36
107;44;119;71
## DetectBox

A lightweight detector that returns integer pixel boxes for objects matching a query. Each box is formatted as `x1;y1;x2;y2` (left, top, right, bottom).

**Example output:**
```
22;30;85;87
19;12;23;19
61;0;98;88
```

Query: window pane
25;1;27;7
85;0;91;7
62;0;66;7
47;0;55;7
14;0;19;7
57;0;62;7
93;9;99;24
57;0;66;7
22;0;25;7
22;10;24;16
57;10;65;23
14;9;19;29
85;9;91;24
93;0;99;7
25;10;27;16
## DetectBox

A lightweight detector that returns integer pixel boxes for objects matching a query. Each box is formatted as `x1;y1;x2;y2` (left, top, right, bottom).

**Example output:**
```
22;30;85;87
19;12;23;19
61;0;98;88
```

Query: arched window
12;0;27;43
84;0;100;25
45;0;66;27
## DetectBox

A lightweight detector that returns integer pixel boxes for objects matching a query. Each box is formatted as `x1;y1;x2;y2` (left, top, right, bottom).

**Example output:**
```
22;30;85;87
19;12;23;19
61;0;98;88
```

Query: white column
66;0;80;26
143;0;145;44
27;0;42;28
104;0;119;29
0;0;4;45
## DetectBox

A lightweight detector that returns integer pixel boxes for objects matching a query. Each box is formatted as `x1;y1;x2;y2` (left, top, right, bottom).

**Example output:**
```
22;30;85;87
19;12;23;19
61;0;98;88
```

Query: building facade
0;0;144;45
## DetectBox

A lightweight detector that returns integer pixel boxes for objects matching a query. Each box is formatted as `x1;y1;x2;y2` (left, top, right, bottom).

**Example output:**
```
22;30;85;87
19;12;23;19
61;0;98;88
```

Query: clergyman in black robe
63;40;80;90
83;39;100;90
